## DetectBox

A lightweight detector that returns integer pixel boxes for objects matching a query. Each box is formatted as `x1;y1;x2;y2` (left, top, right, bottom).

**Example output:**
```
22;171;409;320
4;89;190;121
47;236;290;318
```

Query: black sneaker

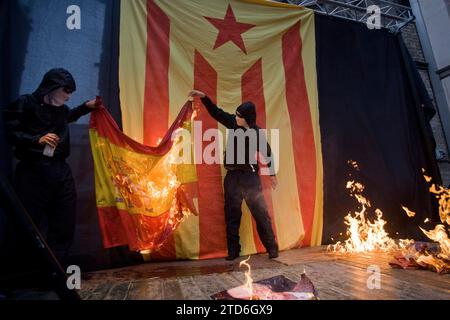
268;248;279;259
225;253;239;261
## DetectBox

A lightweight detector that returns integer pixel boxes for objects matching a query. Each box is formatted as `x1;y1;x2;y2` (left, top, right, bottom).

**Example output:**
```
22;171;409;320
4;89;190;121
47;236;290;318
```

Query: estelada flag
116;0;323;260
89;100;198;253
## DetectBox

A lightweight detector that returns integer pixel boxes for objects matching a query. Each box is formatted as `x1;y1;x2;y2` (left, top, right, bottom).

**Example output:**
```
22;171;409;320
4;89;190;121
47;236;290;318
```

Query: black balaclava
236;101;256;127
33;68;76;101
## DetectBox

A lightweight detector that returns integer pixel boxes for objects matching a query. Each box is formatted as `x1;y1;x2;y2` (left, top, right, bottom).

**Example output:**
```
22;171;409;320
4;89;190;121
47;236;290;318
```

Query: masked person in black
3;68;98;265
189;90;279;260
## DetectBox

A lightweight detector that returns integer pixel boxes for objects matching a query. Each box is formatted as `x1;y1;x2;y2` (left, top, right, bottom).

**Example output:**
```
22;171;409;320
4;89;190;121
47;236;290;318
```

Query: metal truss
279;0;414;33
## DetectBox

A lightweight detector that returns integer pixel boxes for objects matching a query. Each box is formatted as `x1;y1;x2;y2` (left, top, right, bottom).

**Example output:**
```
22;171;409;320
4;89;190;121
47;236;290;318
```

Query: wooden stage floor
78;246;449;300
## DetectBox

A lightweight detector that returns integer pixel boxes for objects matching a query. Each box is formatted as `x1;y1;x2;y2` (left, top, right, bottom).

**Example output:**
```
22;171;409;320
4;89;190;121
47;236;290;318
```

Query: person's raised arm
67;98;97;123
188;90;235;129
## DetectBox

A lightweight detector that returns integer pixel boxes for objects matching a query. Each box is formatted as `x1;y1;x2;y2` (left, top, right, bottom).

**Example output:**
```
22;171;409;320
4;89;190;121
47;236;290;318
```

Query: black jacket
3;68;92;161
200;96;276;175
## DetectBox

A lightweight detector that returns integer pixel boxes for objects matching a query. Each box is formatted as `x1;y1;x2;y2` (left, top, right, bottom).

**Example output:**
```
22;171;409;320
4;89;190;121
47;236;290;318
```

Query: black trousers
14;160;77;264
224;170;277;255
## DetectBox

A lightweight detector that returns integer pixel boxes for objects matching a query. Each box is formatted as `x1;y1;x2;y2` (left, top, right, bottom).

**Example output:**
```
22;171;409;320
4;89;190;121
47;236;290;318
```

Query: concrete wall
417;0;450;69
401;15;450;185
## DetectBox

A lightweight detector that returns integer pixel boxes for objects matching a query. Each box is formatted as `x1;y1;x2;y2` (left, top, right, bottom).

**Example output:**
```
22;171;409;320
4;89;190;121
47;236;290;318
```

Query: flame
348;159;359;170
396;173;450;273
239;256;257;300
420;175;450;268
191;104;199;121
419;224;450;261
415;254;450;274
428;182;450;226
328;164;413;254
402;206;416;217
107;143;193;255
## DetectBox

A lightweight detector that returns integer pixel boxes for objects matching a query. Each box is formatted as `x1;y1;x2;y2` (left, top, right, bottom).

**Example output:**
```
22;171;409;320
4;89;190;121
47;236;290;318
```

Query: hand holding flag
188;90;206;99
86;96;103;109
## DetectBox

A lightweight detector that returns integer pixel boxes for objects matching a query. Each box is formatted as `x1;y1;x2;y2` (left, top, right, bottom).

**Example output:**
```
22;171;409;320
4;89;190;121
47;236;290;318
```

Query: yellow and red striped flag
89;101;198;253
115;0;323;260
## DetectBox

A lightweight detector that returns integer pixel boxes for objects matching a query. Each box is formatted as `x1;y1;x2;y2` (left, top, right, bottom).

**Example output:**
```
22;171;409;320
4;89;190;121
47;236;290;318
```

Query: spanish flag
116;0;323;260
89;101;198;253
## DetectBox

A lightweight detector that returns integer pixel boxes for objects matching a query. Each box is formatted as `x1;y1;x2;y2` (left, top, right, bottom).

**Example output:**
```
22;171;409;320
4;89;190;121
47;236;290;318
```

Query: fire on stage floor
77;246;449;300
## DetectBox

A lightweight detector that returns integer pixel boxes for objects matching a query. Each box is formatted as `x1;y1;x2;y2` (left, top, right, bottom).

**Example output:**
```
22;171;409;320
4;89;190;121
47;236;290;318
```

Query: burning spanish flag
89;100;198;253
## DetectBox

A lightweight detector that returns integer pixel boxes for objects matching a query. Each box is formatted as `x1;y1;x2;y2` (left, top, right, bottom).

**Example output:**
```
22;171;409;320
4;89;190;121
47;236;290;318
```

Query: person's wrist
85;100;94;108
34;135;43;145
38;135;46;145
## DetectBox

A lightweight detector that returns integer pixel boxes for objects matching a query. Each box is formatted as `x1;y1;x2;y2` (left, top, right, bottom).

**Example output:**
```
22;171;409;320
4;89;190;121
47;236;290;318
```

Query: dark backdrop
315;14;440;244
